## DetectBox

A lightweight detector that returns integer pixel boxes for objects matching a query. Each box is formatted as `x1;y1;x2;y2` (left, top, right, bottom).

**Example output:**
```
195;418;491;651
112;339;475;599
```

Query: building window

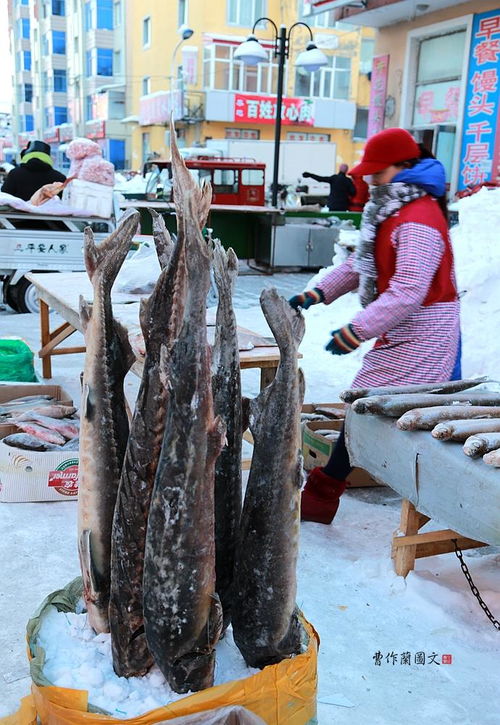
178;0;187;27
142;132;151;163
20;18;30;38
84;1;92;30
52;30;66;54
42;35;49;56
97;48;113;75
360;38;375;75
42;71;49;92
353;107;368;139
55;106;68;125
97;0;113;29
228;0;265;26
24;83;33;102
24;114;34;132
142;76;151;95
114;49;122;74
54;69;67;92
143;16;151;47
225;128;260;139
298;0;355;29
295;54;351;99
85;50;93;76
52;0;65;15
23;50;31;71
85;95;94;121
113;1;122;27
45;108;52;127
203;42;278;93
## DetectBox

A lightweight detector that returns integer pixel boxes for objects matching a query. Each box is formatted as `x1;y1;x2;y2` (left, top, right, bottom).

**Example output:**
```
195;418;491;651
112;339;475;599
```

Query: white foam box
302;405;381;488
0;383;78;502
62;178;114;219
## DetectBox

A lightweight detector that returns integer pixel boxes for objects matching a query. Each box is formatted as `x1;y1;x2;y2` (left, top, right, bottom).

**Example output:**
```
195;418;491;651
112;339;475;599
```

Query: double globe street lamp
235;18;328;207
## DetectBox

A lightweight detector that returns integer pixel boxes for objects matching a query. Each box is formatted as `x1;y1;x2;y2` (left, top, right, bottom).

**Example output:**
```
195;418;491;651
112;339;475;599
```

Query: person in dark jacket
302;163;356;211
2;140;66;201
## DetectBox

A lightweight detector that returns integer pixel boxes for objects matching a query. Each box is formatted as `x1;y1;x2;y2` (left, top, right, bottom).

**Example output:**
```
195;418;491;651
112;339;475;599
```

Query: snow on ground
1;193;500;721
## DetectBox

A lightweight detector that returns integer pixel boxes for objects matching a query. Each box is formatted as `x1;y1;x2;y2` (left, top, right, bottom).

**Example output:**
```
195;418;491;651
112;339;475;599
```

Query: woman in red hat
288;127;461;525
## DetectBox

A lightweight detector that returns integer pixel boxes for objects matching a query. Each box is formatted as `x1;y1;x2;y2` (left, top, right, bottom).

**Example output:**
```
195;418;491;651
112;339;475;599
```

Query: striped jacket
316;196;460;388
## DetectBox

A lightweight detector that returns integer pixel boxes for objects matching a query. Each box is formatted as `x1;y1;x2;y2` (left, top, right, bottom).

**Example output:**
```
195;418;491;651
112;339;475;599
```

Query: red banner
85;120;106;139
367;55;389;137
234;94;315;126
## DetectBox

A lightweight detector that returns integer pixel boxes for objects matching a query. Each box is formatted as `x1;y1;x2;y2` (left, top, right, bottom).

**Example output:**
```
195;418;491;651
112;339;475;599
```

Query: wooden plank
415;537;488;559
392;499;421;577
392;528;480;548
39;299;52;379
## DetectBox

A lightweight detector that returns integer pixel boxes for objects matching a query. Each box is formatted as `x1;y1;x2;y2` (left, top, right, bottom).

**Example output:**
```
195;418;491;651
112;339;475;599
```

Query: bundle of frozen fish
75;122;307;697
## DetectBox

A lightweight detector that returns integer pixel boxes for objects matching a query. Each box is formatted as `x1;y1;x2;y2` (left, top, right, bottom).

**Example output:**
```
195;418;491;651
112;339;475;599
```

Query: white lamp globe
234;35;268;65
178;24;194;40
295;42;328;72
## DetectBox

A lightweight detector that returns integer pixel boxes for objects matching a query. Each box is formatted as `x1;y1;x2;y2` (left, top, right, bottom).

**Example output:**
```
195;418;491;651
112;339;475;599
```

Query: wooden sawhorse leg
38;299;86;379
392;499;488;577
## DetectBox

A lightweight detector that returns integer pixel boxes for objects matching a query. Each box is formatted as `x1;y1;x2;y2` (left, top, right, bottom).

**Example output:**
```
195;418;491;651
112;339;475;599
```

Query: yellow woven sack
11;579;319;725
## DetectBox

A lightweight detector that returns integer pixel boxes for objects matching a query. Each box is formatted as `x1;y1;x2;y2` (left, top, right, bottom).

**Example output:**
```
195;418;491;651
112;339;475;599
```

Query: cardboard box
302;419;380;488
0;383;78;502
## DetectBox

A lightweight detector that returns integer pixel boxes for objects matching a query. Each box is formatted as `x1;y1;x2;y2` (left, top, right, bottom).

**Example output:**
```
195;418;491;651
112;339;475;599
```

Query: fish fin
113;318;136;373
149;208;174;270
226;247;239;295
78;529;99;605
208;593;224;648
83;227;98;281
248;387;272;437
208;415;227;462
298;367;306;408
139;296;151;347
199;181;213;229
81;383;94;420
79;296;92;333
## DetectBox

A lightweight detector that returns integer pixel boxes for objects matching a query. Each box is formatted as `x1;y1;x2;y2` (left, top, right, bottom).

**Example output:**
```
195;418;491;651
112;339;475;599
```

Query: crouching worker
288;128;461;525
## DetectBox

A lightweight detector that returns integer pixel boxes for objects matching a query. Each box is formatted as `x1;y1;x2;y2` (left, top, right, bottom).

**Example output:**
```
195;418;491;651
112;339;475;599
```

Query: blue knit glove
288;287;324;311
326;324;362;355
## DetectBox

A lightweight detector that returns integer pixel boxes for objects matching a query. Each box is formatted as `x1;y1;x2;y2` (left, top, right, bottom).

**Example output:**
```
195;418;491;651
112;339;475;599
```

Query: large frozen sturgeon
77;210;140;634
232;288;305;669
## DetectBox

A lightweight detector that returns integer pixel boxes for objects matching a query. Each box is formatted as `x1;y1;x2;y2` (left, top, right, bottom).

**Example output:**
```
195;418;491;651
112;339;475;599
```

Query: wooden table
26;272;282;390
345;408;498;577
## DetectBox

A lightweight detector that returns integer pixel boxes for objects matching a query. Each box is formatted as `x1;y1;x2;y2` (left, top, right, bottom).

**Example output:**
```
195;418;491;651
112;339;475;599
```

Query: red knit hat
349;128;420;176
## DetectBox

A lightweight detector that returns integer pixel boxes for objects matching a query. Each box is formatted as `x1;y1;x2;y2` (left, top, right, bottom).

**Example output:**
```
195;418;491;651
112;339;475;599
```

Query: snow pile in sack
451;186;500;380
66;137;115;186
37;606;259;717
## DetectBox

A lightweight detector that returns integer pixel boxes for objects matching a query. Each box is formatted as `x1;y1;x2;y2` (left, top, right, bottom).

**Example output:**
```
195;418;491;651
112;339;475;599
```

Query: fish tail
83;211;140;286
150;208;174;270
260;288;305;351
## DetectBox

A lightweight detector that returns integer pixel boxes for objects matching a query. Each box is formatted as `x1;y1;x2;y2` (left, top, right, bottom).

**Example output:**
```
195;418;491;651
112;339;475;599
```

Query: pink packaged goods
79;157;115;186
66;138;102;160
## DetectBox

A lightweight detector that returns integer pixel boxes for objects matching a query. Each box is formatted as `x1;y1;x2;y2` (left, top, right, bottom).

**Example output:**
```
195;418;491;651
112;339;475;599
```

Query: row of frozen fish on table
0;393;80;451
342;377;500;466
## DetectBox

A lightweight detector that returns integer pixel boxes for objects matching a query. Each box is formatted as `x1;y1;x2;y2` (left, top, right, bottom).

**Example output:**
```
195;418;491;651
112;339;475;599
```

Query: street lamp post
169;24;194;118
235;19;328;207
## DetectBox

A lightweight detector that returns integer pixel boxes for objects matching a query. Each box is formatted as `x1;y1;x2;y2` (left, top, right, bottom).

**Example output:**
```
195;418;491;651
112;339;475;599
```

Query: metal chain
452;540;500;631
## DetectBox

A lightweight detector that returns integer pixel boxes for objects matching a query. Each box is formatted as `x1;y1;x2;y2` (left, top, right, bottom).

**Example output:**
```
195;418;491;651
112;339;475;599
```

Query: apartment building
307;0;500;195
8;0;128;170
127;0;375;176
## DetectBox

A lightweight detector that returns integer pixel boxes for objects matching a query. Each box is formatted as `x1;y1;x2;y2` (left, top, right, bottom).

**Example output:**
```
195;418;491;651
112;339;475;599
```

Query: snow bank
452;187;500;380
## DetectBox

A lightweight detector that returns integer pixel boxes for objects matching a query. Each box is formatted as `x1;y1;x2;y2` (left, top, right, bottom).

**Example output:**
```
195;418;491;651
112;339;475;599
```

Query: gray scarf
355;182;426;307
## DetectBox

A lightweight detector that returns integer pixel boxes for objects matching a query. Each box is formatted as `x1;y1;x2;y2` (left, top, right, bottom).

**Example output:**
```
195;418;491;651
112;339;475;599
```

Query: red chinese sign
85;120;106;139
367;55;389;137
459;10;500;189
233;94;315;126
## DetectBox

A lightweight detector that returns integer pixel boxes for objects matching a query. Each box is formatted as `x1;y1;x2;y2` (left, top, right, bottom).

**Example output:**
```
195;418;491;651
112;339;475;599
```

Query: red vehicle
144;157;266;206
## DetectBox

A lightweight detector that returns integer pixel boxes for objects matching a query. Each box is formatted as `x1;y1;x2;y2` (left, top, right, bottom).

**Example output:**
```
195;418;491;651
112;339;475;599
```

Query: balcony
308;0;462;28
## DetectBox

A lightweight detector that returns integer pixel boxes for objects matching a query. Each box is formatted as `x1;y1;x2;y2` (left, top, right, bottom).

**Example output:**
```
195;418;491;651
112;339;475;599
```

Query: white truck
0;208;115;313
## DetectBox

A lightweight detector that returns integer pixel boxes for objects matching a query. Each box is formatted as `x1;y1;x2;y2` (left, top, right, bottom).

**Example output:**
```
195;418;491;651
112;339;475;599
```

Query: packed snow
0;189;499;723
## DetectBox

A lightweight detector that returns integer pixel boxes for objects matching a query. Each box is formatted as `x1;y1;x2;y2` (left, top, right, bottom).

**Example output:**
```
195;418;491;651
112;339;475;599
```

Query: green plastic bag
0;338;37;382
